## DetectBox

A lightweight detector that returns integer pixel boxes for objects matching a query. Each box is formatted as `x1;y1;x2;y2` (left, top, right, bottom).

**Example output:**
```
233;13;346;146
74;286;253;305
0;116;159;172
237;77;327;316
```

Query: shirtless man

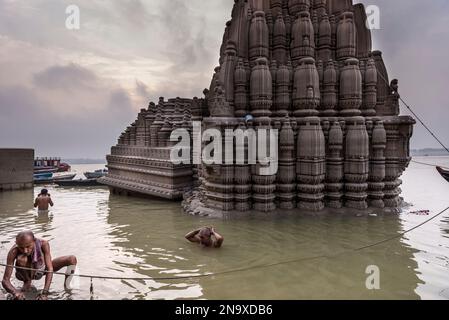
1;231;77;300
34;189;53;214
185;227;224;248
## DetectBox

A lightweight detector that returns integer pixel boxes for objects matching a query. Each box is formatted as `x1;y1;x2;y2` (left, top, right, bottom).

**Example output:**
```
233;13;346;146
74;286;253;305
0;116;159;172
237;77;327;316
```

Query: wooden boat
34;168;58;174
436;167;449;182
55;179;103;187
34;172;77;185
84;169;108;179
57;163;71;172
53;173;77;181
34;172;53;183
34;157;71;173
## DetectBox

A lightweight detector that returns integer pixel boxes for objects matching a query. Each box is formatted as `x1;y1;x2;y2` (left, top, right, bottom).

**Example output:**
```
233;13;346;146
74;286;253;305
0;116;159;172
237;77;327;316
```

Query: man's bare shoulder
41;239;50;249
7;246;19;259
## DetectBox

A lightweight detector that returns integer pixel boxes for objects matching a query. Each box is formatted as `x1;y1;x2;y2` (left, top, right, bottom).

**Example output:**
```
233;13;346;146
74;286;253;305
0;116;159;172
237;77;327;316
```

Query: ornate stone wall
192;0;414;213
104;0;415;213
101;98;201;199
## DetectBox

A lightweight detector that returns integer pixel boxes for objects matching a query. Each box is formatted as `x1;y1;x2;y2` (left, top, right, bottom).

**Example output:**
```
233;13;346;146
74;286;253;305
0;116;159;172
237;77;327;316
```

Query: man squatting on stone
2;230;77;300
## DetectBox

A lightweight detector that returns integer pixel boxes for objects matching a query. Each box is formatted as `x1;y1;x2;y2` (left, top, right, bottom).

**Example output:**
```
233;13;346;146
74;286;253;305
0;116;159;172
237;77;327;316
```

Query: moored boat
53;173;77;181
34;172;77;185
34;172;53;183
84;169;108;179
436;166;449;182
34;157;71;173
34;167;58;174
55;179;103;187
57;163;71;172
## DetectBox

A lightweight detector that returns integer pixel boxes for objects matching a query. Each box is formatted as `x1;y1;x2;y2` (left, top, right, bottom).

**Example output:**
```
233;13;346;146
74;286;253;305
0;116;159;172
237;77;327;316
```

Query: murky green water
1;160;449;300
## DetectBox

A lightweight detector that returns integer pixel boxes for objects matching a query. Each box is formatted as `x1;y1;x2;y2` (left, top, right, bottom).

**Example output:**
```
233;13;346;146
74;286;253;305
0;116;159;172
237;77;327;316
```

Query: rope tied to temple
1;206;448;283
377;71;449;155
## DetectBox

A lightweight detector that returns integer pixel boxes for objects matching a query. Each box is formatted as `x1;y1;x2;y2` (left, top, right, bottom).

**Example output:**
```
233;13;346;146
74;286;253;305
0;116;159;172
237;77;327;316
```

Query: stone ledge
100;177;189;200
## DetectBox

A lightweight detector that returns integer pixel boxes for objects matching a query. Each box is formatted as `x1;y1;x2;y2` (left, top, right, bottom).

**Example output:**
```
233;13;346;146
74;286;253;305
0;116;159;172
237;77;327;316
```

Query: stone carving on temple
102;0;415;216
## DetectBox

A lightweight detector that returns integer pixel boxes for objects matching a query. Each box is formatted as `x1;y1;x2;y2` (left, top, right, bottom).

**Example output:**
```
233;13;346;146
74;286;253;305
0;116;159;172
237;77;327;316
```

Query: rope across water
1;66;449;290
1;206;448;282
411;159;449;169
376;71;449;155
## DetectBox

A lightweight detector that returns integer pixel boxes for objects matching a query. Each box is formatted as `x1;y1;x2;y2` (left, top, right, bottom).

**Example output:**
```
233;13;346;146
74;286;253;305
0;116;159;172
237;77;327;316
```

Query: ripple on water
1;159;449;300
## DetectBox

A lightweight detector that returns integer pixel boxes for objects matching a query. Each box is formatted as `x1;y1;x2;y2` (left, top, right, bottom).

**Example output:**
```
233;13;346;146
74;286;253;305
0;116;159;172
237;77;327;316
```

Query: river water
1;159;449;300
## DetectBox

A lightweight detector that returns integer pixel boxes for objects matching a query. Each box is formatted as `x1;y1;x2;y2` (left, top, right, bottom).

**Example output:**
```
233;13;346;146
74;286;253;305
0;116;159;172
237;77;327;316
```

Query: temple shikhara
100;0;415;214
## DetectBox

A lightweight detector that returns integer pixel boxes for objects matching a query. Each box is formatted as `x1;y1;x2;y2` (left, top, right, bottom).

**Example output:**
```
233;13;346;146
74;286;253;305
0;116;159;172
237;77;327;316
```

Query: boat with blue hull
34;172;77;185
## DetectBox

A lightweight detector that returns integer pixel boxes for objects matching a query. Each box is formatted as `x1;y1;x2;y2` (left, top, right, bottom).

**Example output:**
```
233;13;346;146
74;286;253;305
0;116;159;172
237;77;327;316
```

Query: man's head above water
185;226;224;248
199;227;212;237
198;227;215;246
15;230;36;256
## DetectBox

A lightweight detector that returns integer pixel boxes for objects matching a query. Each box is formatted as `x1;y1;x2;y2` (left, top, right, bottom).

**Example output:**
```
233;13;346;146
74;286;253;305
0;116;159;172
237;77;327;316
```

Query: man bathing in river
34;189;53;214
185;227;224;248
2;231;77;300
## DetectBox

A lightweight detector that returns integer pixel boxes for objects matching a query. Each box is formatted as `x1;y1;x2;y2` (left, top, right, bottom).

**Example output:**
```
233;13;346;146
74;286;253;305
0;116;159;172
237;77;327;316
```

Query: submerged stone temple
101;0;415;213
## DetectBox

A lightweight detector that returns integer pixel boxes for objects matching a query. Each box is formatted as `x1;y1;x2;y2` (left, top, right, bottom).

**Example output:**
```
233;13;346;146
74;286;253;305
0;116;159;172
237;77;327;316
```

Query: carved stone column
368;120;386;208
293;57;320;117
326;121;344;208
296;117;326;211
344;117;369;209
278;118;297;209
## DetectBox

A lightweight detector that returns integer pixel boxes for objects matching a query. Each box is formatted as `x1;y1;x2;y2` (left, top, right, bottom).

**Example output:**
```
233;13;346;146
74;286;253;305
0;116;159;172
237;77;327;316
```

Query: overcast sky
0;0;448;158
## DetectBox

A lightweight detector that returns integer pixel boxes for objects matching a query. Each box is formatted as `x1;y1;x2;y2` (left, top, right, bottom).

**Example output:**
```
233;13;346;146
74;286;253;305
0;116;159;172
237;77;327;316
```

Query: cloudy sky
0;0;448;158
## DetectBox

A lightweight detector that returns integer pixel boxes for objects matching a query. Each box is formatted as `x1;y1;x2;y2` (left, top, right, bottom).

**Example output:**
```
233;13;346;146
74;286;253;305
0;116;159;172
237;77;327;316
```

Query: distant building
0;149;34;191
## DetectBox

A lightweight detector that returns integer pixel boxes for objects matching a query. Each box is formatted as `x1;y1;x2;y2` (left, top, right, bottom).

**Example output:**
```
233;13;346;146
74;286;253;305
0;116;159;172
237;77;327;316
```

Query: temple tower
104;0;415;212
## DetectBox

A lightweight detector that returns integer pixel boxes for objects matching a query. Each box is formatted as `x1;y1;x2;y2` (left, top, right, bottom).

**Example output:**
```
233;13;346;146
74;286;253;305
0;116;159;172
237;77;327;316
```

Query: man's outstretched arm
185;229;201;243
212;229;224;248
2;249;21;298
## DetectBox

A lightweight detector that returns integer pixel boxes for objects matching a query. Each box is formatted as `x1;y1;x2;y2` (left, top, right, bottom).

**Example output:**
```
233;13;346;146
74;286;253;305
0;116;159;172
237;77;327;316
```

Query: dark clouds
0;0;448;158
0;63;137;158
33;63;98;90
135;80;151;100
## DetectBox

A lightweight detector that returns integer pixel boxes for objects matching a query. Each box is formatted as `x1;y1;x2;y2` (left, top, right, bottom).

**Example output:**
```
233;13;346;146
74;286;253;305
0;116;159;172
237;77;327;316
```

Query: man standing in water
185;227;224;248
34;189;54;214
1;231;77;300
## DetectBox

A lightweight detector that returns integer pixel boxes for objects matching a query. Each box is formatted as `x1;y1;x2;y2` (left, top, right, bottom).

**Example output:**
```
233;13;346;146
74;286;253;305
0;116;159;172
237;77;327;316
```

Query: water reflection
105;193;422;299
1;161;449;300
401;156;449;299
0;188;35;240
34;211;54;231
106;194;204;300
